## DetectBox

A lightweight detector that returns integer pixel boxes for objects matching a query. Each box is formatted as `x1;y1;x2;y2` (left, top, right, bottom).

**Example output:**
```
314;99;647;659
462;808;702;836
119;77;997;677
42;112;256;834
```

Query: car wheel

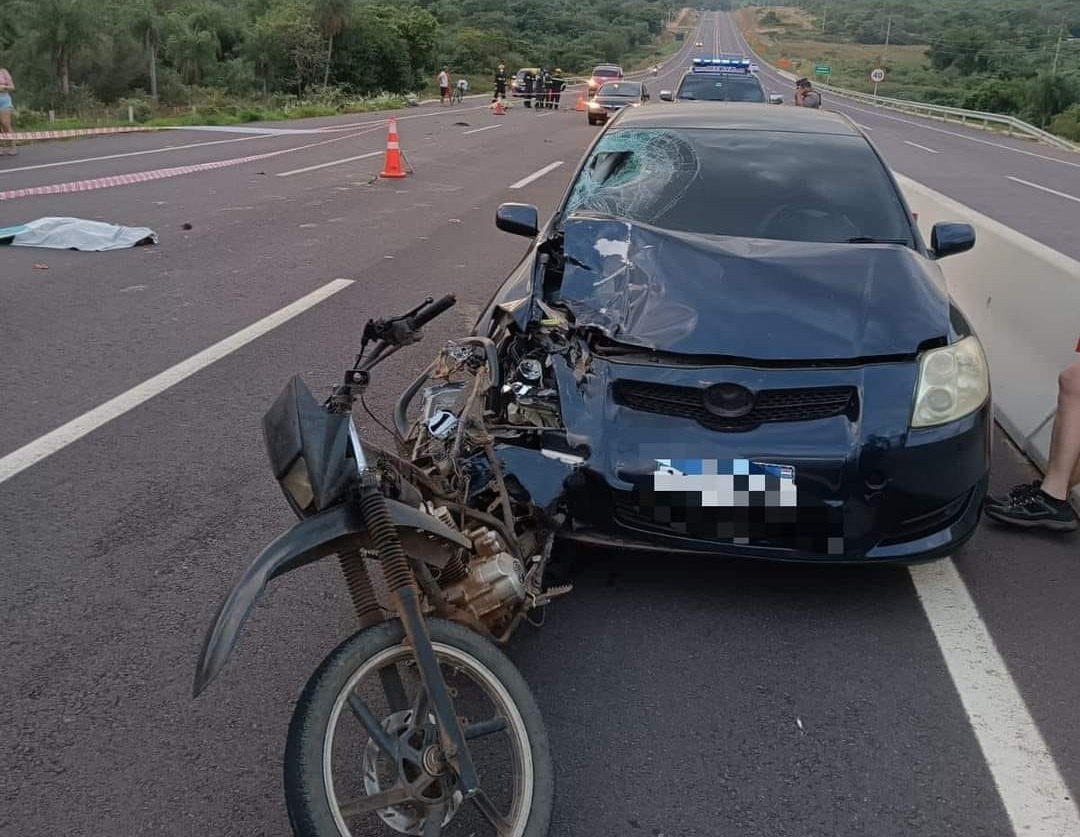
587;115;597;125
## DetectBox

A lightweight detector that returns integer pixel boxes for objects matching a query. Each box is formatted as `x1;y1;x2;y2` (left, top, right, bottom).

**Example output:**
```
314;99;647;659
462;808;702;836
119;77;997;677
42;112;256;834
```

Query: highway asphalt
2;13;1079;837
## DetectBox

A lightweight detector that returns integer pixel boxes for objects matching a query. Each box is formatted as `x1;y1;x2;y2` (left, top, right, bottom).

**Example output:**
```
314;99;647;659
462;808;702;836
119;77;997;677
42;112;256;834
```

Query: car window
593;67;622;78
598;82;641;98
561;128;914;246
676;74;765;102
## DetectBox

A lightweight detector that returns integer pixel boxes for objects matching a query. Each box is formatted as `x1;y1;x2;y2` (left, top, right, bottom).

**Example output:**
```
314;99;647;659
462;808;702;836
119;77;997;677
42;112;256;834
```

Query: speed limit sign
870;67;887;83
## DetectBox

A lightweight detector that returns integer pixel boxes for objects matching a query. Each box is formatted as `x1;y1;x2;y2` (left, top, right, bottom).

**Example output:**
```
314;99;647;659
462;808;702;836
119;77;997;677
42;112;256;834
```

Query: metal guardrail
758;61;1079;153
814;82;1080;152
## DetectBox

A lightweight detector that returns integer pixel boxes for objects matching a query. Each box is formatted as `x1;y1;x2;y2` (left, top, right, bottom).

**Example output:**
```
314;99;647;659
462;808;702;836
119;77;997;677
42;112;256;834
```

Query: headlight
587;100;603;110
281;457;315;511
911;335;989;428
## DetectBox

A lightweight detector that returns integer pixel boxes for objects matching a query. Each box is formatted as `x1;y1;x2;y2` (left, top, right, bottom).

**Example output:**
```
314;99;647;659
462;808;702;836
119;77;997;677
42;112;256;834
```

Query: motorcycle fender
192;499;471;696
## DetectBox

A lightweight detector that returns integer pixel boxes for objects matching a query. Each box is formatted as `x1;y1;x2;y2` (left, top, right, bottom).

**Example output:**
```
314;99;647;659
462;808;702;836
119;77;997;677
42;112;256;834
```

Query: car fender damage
426;214;985;562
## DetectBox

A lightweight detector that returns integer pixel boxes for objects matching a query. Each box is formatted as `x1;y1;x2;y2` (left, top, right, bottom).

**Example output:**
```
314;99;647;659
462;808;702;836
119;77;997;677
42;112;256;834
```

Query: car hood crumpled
556;215;950;360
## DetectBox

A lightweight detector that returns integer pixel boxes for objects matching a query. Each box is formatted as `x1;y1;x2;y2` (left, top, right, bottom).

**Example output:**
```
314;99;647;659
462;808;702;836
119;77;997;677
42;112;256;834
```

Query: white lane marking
509;161;565;190
905;140;940;154
0;134;279;176
828;99;1080;170
462;124;502;136
910;559;1080;837
0;279;354;486
1006;175;1080;205
277;150;383;177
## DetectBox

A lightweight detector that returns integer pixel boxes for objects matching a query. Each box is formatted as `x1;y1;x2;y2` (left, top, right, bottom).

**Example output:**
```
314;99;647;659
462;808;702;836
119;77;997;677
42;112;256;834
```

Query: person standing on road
985;357;1080;532
523;68;535;108
455;77;468;103
0;66;15;156
551;68;566;110
493;63;508;103
539;67;552;111
437;67;450;105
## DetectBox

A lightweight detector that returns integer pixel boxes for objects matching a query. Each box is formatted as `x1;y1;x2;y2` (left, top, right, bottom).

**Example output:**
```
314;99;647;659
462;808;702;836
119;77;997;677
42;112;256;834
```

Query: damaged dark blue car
417;105;991;563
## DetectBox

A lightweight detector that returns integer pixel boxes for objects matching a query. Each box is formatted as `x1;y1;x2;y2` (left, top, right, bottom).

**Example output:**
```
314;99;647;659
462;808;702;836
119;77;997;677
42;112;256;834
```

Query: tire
587;116;597;125
284;619;554;837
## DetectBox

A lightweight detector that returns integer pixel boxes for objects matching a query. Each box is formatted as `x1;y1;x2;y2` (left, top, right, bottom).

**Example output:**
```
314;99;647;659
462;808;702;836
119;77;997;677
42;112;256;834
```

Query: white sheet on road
8;217;158;251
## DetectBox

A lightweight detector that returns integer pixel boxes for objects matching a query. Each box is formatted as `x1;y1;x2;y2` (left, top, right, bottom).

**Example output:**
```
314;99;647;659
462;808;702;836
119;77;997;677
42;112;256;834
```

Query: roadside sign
870;67;886;83
814;65;831;75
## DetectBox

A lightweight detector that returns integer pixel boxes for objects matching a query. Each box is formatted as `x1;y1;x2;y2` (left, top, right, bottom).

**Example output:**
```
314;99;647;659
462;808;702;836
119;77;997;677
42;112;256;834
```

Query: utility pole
883;14;893;63
822;3;827;33
1052;14;1064;74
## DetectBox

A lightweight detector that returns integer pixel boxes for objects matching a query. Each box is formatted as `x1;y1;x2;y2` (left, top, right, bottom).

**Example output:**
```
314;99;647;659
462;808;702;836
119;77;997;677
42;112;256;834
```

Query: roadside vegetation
736;2;1080;140
0;0;696;130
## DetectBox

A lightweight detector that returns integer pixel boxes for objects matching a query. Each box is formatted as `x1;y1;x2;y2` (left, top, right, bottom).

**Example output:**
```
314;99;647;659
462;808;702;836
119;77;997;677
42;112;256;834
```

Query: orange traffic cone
493;98;506;115
379;117;407;179
575;92;586;112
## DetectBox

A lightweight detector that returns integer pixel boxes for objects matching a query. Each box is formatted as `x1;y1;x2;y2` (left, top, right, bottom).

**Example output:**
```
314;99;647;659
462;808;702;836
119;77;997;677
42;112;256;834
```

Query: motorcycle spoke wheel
284;620;553;837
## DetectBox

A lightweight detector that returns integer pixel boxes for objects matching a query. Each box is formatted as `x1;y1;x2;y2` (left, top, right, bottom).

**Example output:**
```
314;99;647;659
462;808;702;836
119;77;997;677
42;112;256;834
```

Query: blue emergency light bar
691;57;752;74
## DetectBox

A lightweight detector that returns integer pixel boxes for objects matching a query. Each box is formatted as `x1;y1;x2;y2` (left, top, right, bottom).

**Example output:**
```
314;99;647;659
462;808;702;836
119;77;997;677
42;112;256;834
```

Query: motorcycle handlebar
410;294;457;329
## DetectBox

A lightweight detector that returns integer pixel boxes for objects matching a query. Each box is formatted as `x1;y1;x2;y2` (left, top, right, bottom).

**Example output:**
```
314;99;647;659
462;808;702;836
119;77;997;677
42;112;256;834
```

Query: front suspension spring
338;550;383;627
358;476;415;595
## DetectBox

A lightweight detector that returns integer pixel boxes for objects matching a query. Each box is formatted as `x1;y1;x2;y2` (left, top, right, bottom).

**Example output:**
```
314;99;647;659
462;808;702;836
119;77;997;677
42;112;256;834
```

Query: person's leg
1042;357;1080;499
0;108;14;154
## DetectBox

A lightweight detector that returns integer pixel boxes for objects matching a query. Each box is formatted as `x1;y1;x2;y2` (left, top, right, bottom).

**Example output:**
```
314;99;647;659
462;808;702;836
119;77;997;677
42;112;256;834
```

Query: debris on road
4;217;158;251
33;263;48;270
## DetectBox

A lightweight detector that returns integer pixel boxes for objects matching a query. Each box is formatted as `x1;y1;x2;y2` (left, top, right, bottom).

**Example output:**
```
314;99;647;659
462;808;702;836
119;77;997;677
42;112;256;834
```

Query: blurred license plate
652;458;797;507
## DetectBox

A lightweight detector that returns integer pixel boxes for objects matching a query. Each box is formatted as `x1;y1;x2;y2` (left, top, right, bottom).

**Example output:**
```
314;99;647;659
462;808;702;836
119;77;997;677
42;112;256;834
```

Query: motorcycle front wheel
284;619;554;837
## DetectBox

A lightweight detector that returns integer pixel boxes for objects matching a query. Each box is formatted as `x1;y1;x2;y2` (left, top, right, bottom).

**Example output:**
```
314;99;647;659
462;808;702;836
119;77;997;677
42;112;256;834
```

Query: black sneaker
984;489;1078;532
985;480;1041;508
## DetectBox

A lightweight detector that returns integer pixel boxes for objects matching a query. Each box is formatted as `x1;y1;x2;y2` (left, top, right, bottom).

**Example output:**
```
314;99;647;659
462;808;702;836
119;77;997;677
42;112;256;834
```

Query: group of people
493;64;567;109
436;67;469;104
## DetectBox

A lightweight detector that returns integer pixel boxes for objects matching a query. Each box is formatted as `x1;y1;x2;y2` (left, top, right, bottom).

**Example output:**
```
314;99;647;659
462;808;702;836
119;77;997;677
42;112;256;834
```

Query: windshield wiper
845;236;909;245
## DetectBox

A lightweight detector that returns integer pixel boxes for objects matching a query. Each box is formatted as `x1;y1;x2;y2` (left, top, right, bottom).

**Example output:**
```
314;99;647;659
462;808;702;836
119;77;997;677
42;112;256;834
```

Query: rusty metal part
338;549;384;627
482;443;516;533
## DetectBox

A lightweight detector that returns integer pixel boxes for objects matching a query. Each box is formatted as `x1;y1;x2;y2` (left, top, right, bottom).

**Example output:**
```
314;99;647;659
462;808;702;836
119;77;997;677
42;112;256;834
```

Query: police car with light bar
661;57;780;104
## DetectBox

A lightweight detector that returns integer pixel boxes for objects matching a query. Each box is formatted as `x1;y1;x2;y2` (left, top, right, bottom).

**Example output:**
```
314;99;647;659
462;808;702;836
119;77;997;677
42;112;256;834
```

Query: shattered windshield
560;127;914;246
675;74;765;102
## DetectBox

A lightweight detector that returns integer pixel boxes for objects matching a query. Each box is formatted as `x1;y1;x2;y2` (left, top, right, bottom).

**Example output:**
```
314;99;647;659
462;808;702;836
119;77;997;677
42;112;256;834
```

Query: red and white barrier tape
7;126;162;142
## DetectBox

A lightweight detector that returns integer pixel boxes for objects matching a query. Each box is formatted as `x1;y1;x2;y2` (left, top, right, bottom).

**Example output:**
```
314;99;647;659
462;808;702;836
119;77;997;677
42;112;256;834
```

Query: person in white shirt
438;68;450;104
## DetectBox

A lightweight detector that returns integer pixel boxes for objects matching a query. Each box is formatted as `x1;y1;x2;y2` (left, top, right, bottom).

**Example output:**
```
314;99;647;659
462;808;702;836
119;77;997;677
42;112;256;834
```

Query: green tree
24;0;96;94
313;0;350;87
1025;73;1077;127
128;0;164;100
165;12;218;84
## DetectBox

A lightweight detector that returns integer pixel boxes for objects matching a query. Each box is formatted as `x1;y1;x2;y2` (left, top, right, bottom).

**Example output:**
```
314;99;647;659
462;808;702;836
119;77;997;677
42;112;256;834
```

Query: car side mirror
769;93;783;105
659;90;673;102
495;203;539;238
930;222;975;259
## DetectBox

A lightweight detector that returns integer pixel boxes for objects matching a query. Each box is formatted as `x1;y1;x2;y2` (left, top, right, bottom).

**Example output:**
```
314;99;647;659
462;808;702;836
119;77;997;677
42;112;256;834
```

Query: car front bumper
505;355;991;564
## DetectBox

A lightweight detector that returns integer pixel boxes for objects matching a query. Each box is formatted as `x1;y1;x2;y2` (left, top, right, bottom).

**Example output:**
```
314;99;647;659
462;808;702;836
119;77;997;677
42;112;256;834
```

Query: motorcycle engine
440;526;527;633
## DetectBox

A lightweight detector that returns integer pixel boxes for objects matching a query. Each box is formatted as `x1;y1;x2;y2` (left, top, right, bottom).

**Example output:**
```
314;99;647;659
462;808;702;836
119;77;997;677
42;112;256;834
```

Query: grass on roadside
12;95;408;133
736;7;929;94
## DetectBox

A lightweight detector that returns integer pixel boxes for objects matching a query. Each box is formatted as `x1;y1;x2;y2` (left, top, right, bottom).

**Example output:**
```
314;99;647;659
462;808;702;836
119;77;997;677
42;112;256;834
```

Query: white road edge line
904;140;940;154
462;124;502;135
0;133;281;176
1006;175;1080;205
277;150;383;177
0;279;355;486
910;559;1080;837
509;161;564;190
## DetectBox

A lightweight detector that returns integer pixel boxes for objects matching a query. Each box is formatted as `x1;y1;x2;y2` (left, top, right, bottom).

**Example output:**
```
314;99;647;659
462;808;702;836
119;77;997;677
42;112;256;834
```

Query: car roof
612;102;861;135
594;64;622;71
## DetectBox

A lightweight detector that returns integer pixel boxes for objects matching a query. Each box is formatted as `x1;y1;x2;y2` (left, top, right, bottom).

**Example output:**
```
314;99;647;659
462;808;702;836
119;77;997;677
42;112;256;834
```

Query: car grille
612;381;857;431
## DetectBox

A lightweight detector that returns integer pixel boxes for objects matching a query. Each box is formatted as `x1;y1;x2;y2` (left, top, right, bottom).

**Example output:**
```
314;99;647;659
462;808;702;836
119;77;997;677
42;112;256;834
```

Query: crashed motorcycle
193;294;571;837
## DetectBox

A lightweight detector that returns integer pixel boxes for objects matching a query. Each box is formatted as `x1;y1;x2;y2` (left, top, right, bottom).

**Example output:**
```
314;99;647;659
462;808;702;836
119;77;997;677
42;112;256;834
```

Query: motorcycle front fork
338;551;480;796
